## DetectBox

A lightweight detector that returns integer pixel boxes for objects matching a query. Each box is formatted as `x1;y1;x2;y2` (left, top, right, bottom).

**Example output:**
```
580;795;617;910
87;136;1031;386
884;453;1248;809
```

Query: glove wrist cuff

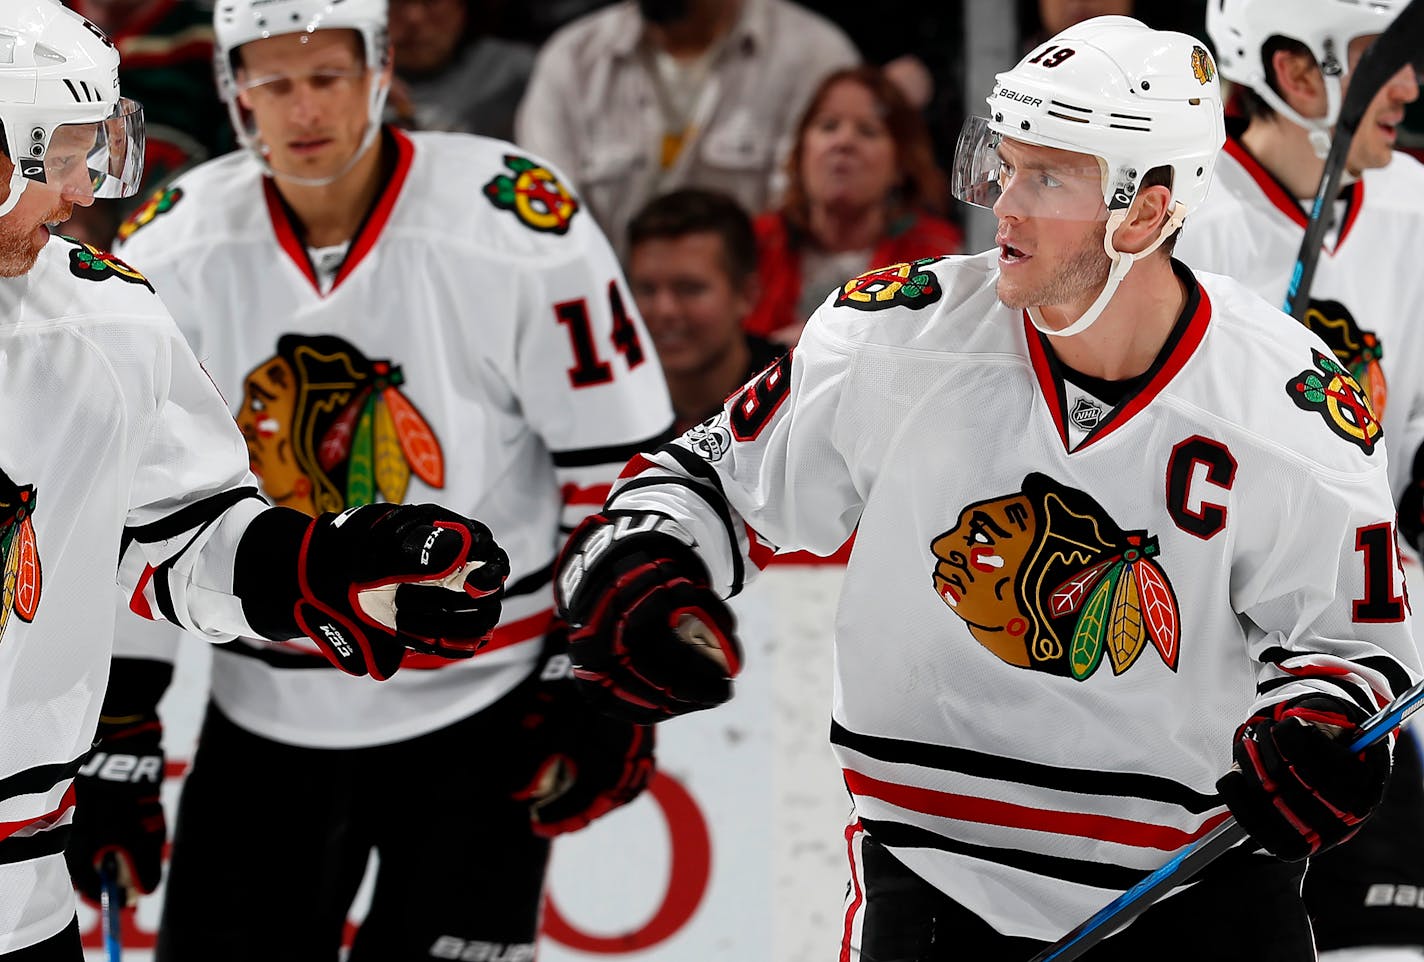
233;506;312;640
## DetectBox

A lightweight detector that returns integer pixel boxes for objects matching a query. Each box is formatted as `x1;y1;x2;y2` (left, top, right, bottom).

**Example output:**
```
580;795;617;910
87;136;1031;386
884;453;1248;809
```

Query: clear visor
20;97;146;202
951;116;1109;222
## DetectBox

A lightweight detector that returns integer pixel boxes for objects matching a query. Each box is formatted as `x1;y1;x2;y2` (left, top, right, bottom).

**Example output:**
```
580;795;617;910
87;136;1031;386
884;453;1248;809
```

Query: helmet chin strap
1028;201;1188;338
0;171;32;218
1251;75;1342;160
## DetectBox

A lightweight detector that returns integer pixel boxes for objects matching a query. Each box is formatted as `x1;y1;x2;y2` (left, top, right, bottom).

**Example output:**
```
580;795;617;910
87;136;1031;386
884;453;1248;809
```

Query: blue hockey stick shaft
1028;675;1424;962
97;853;123;962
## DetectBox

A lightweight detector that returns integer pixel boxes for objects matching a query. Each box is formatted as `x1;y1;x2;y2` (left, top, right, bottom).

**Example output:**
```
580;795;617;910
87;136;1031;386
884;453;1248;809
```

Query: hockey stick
97;852;123;962
1028;674;1424;962
1283;0;1424;320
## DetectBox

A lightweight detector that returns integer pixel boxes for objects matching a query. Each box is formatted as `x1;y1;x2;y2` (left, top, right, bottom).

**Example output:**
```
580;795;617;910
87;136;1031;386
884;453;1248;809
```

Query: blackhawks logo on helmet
930;473;1181;681
1301;298;1386;421
1191;45;1215;85
836;257;944;312
117;186;183;242
67;241;153;292
236;335;445;517
1287;347;1381;454
0;468;41;644
483;155;580;234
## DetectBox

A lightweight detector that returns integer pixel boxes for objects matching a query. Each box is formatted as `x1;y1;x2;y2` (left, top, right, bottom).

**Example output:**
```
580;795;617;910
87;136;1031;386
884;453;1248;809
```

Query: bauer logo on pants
0;467;40;643
236;334;445;517
930;472;1181;680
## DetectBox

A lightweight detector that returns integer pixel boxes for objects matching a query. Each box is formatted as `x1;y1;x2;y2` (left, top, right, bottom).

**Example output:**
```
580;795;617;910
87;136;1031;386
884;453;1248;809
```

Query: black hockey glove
66;658;170;907
554;511;742;724
510;638;656;837
236;504;510;680
1217;695;1391;862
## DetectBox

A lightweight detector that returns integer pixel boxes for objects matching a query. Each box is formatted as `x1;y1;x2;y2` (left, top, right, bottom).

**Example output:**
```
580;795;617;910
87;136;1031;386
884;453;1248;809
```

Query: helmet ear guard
952;15;1224;336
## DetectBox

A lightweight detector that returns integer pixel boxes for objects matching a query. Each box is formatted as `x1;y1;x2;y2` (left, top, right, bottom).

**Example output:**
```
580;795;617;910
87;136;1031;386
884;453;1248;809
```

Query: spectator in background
745;66;962;346
387;0;534;140
627;189;785;433
63;0;231;247
1020;0;1208;51
516;0;859;263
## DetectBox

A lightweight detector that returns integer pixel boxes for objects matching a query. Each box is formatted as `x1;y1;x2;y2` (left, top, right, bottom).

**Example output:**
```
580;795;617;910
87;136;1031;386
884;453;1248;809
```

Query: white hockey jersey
1177;139;1424;508
607;251;1421;941
0;238;270;952
114;128;673;747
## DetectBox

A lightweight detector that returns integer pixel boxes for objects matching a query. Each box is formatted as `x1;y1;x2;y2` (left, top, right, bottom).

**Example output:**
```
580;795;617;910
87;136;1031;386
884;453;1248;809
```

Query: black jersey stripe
551;425;676;469
122;486;263;549
858;817;1149;890
832;720;1220;813
0;753;89;804
611;475;746;595
1257;647;1413;697
0;825;71;865
659;440;731;502
1256;674;1377;716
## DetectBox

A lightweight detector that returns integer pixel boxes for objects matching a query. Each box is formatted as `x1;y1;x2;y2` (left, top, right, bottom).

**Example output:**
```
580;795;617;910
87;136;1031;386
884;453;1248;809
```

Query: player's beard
0;203;68;278
997;222;1111;312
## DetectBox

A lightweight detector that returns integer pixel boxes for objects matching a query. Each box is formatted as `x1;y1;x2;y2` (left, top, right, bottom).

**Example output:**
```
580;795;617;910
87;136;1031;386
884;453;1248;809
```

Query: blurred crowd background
65;0;1424;389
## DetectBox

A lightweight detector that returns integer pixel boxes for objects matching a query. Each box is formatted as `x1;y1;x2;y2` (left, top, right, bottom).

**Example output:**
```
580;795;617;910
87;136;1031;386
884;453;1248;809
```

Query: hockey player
552;16;1422;961
66;0;675;958
1176;3;1424;958
0;3;509;959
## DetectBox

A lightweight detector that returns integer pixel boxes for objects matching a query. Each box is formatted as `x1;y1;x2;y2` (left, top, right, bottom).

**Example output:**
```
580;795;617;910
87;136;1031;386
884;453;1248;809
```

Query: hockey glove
1217;695;1391;862
66;658;170;907
554;511;742;724
236;504;510;680
511;640;656;837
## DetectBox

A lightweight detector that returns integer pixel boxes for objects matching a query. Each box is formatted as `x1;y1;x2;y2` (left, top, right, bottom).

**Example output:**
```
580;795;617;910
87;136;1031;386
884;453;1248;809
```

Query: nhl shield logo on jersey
1287;347;1382;454
835;257;944;311
929;473;1181;681
116;185;183;243
483;155;580;234
1069;396;1104;431
0;468;41;644
66;241;153;292
237;335;445;517
1301;298;1387;420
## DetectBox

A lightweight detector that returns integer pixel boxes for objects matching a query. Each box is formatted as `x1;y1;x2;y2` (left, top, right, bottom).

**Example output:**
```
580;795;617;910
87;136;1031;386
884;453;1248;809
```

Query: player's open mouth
999;244;1029;264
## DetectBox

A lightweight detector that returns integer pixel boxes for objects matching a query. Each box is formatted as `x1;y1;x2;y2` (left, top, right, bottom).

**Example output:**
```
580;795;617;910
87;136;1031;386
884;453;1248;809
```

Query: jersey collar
1026;259;1211;454
262;125;415;298
1223;136;1364;255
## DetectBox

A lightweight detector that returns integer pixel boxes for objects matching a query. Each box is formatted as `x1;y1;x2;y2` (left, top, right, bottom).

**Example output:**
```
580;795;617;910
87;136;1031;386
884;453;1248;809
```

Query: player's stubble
997;220;1111;312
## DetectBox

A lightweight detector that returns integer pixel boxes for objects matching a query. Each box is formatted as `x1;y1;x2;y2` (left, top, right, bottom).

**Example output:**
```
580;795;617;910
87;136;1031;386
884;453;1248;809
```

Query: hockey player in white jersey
74;0;675;958
553;16;1422;961
1176;3;1424;958
0;3;510;959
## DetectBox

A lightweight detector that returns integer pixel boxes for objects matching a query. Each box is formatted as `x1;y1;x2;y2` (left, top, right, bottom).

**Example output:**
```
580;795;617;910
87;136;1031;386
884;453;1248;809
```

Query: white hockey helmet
1208;0;1405;155
0;0;145;217
952;16;1225;336
213;0;390;185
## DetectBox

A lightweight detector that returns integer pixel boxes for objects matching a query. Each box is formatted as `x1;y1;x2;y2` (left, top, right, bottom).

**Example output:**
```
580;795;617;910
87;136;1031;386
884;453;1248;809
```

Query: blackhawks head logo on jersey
236;335;445;517
930;473;1181;681
0;468;40;643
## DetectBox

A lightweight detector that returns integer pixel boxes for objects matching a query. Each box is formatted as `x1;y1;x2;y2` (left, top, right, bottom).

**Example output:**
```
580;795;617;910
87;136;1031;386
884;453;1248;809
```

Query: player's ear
1112;184;1173;256
1270;47;1328;119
